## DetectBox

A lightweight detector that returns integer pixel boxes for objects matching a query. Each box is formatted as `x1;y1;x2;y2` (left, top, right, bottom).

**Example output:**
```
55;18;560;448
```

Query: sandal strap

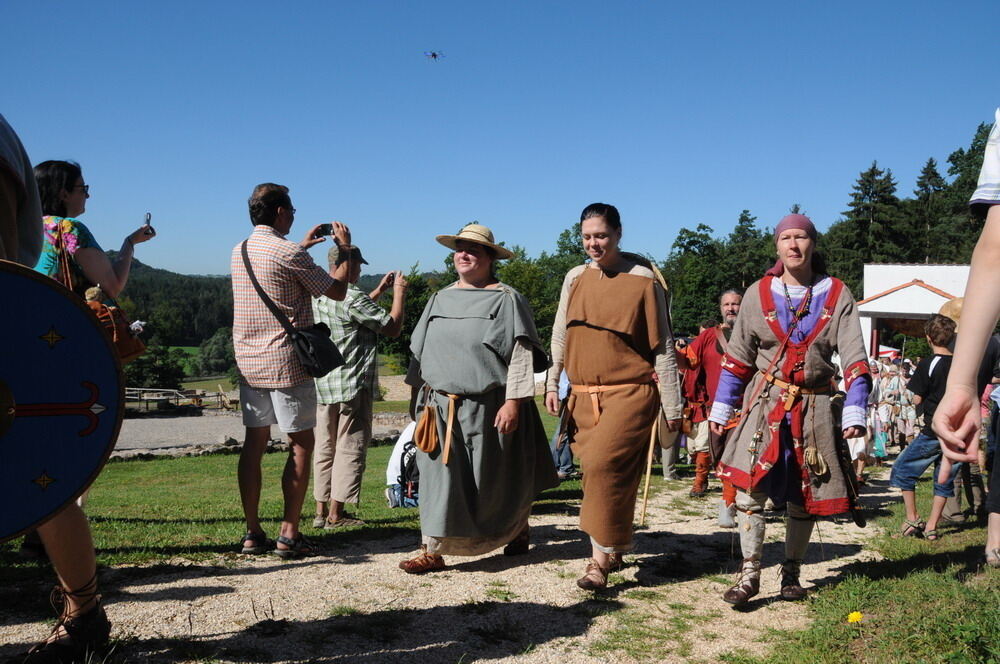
400;552;444;573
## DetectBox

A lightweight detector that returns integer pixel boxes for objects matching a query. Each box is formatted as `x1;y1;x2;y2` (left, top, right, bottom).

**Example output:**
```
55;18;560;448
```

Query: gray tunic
407;284;558;554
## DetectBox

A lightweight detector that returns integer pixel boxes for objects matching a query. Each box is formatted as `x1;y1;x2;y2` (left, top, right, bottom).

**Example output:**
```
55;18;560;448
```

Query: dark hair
719;289;743;303
699;318;718;329
924;314;956;347
248;183;291;227
580;203;622;231
34;160;83;217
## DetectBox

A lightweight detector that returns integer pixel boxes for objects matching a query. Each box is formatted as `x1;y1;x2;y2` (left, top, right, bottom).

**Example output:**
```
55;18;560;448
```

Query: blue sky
5;1;996;276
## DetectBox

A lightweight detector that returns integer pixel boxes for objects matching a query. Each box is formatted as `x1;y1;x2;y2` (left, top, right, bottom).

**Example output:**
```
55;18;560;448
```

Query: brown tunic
564;267;666;548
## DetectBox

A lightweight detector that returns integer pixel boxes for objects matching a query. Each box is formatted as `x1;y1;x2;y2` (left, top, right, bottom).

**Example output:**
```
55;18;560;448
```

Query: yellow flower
847;611;863;623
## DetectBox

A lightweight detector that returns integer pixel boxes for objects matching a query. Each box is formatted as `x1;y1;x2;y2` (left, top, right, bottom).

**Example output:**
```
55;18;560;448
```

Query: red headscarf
766;214;822;276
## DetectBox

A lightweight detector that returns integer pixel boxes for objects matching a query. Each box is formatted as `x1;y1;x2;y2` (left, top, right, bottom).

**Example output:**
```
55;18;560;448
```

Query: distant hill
110;254;441;347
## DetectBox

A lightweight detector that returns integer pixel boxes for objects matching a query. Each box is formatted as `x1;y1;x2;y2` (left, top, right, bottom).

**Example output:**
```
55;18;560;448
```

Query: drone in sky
424;51;444;61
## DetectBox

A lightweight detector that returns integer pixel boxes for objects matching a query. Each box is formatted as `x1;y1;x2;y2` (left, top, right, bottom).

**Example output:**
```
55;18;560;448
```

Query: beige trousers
313;389;373;505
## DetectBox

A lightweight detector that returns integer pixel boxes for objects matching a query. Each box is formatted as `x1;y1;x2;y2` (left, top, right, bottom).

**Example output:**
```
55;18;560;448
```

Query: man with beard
678;290;743;524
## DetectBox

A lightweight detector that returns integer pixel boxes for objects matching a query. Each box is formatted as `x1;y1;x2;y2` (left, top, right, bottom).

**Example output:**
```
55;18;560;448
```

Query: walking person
312;244;407;528
708;213;871;606
398;223;557;573
545;203;683;590
677;290;743;516
231;183;351;559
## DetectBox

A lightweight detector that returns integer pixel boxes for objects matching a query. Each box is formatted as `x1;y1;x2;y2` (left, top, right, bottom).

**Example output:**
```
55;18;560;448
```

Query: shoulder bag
240;240;344;378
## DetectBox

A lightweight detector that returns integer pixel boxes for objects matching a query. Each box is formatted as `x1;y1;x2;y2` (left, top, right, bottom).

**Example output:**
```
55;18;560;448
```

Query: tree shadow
0;598;626;664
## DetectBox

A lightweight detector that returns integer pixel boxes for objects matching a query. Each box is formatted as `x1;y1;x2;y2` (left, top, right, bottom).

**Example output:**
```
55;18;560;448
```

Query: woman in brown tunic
546;203;683;589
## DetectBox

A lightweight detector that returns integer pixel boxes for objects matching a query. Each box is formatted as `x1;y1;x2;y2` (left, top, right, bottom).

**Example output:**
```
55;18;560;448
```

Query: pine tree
843;161;902;266
910;158;947;263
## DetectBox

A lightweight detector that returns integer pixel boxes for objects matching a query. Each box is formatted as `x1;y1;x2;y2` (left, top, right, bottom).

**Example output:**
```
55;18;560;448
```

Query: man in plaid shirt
312;244;407;528
231;183;351;559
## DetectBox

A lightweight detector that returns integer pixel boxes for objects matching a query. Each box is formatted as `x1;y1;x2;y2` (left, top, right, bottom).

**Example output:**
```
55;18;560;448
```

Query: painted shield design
0;260;123;543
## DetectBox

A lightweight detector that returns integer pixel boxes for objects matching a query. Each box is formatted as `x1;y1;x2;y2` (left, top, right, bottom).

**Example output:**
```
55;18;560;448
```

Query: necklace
782;277;814;322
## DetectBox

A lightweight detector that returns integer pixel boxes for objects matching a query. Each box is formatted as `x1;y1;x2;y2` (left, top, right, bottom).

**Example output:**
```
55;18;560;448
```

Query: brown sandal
576;558;609;590
399;546;445;574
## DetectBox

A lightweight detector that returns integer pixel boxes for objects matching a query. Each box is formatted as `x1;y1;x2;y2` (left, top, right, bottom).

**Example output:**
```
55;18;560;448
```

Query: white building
857;264;968;357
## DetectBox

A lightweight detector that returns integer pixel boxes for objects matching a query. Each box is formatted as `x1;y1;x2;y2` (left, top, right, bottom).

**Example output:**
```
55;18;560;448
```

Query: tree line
120;120;989;386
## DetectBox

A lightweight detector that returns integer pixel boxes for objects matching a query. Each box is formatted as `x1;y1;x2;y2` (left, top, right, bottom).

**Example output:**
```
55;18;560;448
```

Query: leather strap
441;393;459;465
571;383;650;425
241;241;297;336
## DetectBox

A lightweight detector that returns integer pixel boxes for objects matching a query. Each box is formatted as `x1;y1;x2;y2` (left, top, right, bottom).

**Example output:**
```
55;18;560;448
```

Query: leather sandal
900;519;925;538
20;575;111;664
923;529;940;542
503;525;530;556
576;559;609;590
399;546;445;574
274;534;316;559
607;552;625;572
241;530;272;554
723;558;760;606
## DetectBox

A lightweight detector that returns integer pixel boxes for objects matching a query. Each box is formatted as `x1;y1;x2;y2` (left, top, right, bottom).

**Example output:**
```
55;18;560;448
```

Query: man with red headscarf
709;213;870;607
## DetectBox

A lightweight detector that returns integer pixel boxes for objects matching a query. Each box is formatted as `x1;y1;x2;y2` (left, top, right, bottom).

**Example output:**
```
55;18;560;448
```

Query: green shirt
312;284;392;404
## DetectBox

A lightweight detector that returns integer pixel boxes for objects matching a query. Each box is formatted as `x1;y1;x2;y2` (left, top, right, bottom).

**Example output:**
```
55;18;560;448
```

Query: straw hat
435;223;514;260
939;297;963;327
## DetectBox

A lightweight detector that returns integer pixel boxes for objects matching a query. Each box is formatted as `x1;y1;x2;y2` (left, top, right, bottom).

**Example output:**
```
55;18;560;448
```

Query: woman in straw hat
545;203;684;590
708;213;871;607
399;223;557;573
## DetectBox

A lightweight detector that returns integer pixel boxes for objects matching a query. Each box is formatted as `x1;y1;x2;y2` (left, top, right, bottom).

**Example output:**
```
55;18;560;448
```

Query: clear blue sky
5;1;997;276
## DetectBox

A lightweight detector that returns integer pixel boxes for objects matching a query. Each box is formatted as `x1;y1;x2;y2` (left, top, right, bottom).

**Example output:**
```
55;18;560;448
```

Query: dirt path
0;470;895;663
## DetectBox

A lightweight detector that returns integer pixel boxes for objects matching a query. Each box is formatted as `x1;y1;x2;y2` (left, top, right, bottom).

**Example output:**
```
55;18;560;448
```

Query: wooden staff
639;413;660;526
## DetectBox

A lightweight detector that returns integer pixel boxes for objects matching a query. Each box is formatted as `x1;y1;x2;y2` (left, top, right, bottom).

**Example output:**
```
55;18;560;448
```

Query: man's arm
378;272;407;338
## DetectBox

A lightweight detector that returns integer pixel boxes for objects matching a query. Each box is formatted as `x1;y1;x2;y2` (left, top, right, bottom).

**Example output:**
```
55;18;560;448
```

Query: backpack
387;441;419;508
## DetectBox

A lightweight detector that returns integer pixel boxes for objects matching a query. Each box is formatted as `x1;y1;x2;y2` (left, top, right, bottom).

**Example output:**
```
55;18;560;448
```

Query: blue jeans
550;410;574;475
889;431;962;497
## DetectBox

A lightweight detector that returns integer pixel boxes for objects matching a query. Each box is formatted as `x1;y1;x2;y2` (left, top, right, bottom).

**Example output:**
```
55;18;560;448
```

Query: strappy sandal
576;559;610;590
274;534;316;560
923;529;940;542
324;516;366;529
20;574;111;664
241;530;272;554
608;552;625;572
399;546;445;574
899;519;925;538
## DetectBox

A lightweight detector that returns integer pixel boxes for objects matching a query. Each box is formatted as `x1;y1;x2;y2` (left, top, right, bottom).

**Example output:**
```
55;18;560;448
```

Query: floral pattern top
34;216;103;295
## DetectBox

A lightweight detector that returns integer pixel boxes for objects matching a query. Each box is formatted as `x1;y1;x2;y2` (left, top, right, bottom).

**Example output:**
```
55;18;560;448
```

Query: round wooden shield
0;260;123;543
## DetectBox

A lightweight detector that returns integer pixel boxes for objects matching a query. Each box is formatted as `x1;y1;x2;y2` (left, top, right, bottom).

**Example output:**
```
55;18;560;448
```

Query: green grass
719;479;999;664
0;441;579;576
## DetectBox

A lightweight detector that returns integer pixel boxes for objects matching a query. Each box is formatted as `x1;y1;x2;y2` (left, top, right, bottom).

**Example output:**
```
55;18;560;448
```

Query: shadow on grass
0;598;627;664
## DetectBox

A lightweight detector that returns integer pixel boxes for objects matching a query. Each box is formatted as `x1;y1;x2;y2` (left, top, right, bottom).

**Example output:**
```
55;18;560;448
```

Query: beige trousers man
314;388;373;505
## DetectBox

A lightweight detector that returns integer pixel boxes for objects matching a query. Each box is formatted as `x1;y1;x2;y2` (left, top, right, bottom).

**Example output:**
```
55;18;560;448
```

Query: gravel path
0;455;897;663
116;412;409;452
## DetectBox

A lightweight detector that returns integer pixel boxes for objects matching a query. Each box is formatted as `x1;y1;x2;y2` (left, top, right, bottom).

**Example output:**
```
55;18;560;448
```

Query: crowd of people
2;106;999;663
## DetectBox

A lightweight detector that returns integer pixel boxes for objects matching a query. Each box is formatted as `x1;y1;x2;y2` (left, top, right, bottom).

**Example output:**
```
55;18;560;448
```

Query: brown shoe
723;558;760;606
779;560;807;601
576;559;610;590
399;546;445;574
503;525;530;556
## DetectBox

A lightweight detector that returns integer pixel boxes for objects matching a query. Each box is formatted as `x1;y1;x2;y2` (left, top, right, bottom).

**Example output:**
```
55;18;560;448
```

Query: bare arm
377;272;407;338
74;226;155;298
933;205;1000;460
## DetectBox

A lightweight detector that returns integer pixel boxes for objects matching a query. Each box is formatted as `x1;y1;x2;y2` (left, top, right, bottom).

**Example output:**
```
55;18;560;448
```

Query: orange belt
571;383;650;425
760;372;832;411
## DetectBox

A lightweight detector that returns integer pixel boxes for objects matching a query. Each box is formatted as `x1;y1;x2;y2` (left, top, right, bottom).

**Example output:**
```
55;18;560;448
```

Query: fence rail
125;386;236;411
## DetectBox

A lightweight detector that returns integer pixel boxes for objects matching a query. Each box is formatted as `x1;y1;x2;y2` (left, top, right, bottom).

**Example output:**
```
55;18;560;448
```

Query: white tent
857;264;967;357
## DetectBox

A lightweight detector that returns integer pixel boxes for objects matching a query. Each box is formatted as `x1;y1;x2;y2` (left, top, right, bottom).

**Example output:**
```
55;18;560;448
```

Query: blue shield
0;260;123;542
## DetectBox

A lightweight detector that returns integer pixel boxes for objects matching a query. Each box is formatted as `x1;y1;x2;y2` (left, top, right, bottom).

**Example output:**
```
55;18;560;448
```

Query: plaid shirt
231;225;335;388
313;284;391;404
